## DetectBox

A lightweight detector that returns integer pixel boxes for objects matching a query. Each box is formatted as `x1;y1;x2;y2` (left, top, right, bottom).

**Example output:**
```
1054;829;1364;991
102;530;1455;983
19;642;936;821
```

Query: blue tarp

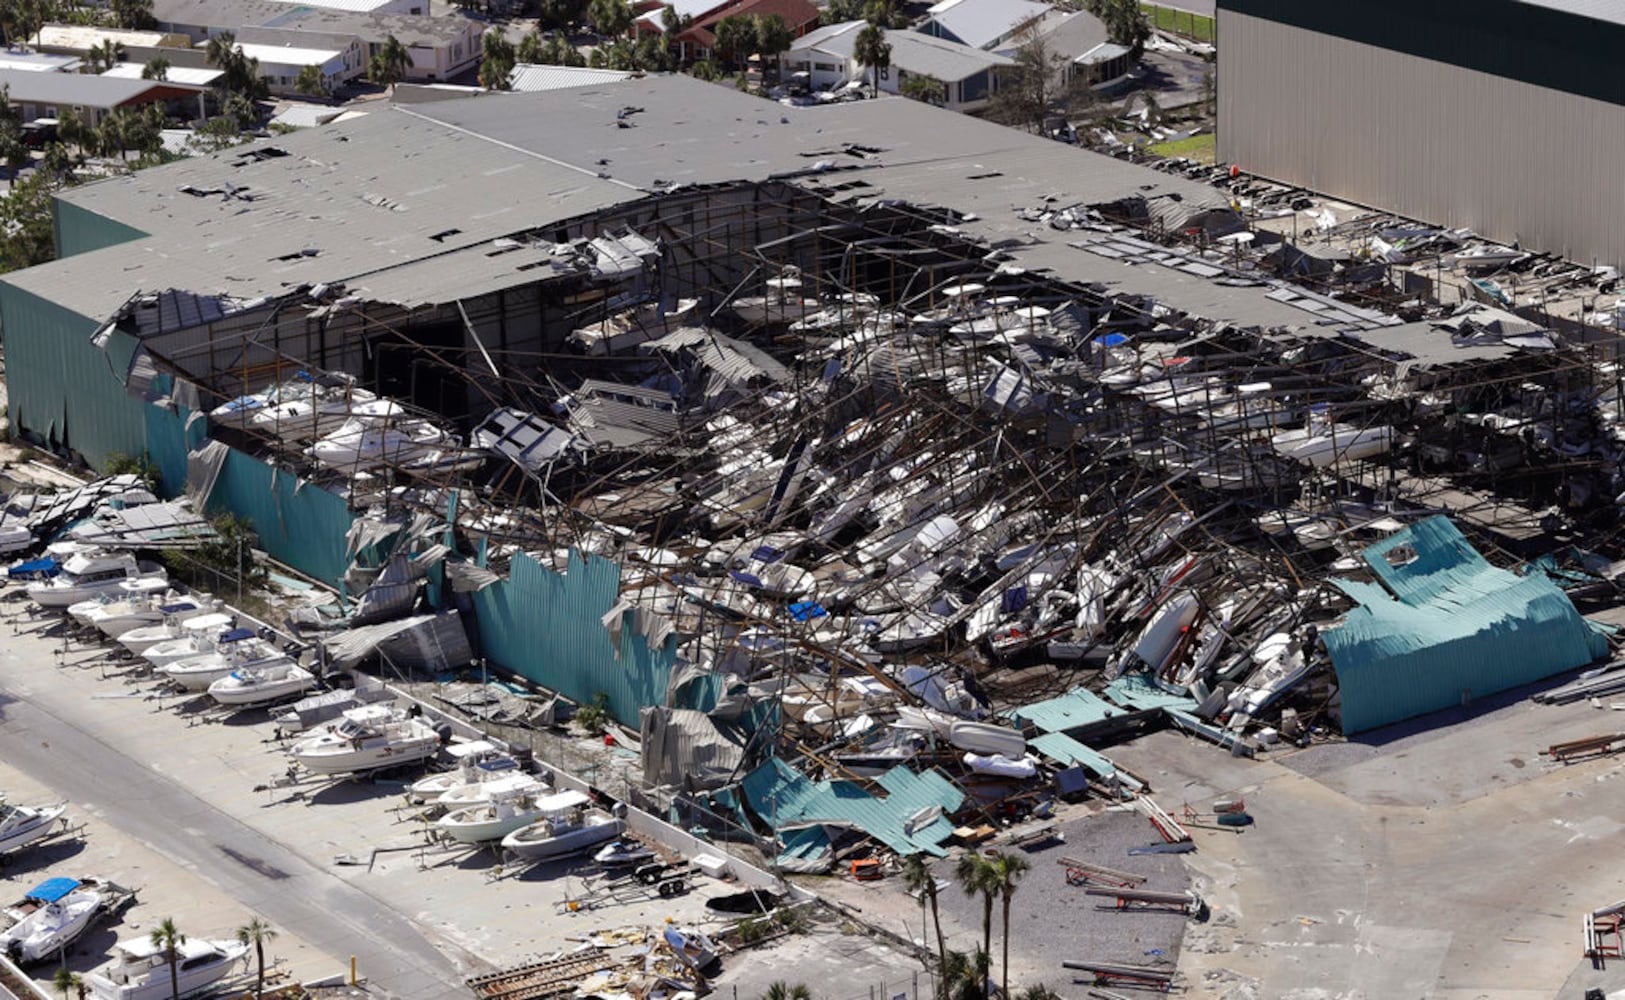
26;878;80;903
7;557;59;579
1323;516;1609;734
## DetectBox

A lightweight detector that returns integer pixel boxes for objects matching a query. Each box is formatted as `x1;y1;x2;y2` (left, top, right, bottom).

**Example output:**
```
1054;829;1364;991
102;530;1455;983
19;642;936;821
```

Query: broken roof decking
1322;516;1609;735
740;756;965;856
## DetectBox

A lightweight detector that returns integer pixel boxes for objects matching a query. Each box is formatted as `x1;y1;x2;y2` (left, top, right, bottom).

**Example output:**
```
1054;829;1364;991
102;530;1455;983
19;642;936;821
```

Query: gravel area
926;808;1194;994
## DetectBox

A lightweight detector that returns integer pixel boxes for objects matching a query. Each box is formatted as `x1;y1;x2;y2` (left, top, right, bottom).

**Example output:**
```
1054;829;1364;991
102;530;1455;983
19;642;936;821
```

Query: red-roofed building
636;0;819;63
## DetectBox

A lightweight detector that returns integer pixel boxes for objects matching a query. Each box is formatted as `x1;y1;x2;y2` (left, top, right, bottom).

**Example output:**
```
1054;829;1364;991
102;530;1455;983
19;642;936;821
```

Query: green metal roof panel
1103;673;1199;712
1324;516;1608;734
740;758;964;857
1004;686;1125;732
1029;732;1117;778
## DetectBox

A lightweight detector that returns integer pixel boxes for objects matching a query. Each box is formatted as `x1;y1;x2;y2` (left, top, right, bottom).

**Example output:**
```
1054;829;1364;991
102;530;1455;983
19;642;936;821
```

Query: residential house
151;0;482;81
0;50;82;72
918;0;1049;51
781;20;1013;110
236;39;358;93
1031;9;1131;89
682;0;818;64
0;67;207;125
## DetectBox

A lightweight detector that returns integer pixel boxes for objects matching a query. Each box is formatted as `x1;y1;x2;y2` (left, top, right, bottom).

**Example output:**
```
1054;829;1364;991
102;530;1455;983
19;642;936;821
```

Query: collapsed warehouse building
3;76;1624;869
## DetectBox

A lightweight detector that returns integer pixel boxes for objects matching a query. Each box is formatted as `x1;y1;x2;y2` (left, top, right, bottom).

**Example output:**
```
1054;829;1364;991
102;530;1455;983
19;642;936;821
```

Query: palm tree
586;0;632;38
150;917;184;1000
852;23;889;97
51;968;81;1000
477;31;514;89
370;34;412;90
236;916;278;999
985;851;1030;1000
953;853;996;997
140;56;169;80
902;855;948;996
760;984;811;1000
294;63;327;97
941;949;989;1000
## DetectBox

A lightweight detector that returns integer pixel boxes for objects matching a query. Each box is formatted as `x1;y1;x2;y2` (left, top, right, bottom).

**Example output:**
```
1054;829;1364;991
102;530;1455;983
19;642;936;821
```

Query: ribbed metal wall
0;284;150;468
471;550;679;725
1218;9;1625;267
53;199;147;259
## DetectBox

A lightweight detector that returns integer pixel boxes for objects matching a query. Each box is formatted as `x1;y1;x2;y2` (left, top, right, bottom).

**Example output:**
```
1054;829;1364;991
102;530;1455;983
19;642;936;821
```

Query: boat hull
500;815;623;860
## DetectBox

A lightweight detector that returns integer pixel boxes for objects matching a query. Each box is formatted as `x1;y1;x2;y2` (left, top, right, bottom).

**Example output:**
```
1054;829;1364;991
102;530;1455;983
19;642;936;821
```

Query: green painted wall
0;282;148;468
54;199;148;259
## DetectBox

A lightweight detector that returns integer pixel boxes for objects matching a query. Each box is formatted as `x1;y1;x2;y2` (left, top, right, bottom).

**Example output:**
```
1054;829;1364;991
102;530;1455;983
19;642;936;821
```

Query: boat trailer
1062;958;1174;992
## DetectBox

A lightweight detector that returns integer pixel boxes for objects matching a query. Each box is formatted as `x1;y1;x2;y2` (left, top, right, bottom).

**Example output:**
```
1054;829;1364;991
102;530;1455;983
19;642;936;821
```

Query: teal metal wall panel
141;392;209;499
1323;517;1607;734
0;282;147;468
53;199;147;259
471;550;678;725
203;449;355;589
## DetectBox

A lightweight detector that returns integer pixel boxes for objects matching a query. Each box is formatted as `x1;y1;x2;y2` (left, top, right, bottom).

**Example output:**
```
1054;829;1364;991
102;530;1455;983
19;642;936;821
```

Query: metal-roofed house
0;67;206;125
782;21;1013;109
1320;516;1608;734
679;0;820;63
918;0;1050;51
235;37;363;93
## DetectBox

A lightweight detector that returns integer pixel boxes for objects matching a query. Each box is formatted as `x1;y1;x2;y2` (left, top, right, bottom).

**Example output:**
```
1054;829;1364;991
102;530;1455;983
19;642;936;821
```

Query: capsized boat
288;705;443;775
436;777;557;844
661;925;721;975
85;935;248;1000
498;790;624;860
208;661;315;706
0;876;136;965
0;797;67;855
27;552;167;610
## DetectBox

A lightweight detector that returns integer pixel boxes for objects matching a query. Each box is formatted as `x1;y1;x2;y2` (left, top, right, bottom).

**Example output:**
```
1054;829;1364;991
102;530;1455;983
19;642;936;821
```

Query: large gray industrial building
1216;0;1625;267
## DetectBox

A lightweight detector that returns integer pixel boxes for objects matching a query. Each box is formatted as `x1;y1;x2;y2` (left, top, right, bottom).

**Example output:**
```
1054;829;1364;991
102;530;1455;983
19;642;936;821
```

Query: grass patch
1148;132;1216;163
1140;3;1215;42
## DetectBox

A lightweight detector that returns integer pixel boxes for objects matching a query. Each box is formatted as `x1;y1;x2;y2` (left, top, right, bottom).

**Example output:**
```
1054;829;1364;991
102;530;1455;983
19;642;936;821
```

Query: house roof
508;64;634;92
921;0;1050;49
0;50;81;72
789;21;1013;82
34;23;189;50
235;41;348;67
687;0;819;44
1033;8;1109;59
152;0;483;46
633;0;724;34
0;67;186;108
101;63;224;85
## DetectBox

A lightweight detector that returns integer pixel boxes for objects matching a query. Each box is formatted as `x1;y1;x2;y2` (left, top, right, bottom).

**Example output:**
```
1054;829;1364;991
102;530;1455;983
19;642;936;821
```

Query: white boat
288;705;444;775
82;585;183;638
161;629;283;691
403;740;513;800
731;270;821;326
436;778;558;844
272;686;392;735
86;935;248;1000
208;373;316;429
661;925;720;975
26;552;167;610
139;614;238;668
0;876;135;965
208;661;314;706
119;603;226;656
68;578;172;629
437;770;548;810
1453;244;1526;268
947;720;1027;758
1228;631;1312;719
593;838;656;868
498;790;623;860
1271;421;1395;468
309;401;448;472
0;798;67;855
1124;591;1200;675
245;379;376;442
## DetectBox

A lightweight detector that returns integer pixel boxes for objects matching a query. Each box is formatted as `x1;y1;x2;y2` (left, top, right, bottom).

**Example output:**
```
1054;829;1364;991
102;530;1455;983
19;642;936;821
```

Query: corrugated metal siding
143;396;209;498
0;283;148;467
740;757;964;856
1321;517;1607;734
207;449;356;587
1218;9;1625;267
470;550;679;724
53;199;146;259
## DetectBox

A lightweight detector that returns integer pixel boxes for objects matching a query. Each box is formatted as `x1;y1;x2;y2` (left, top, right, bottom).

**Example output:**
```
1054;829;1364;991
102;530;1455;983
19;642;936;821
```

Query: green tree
150;918;184;1000
188;115;249;153
294;63;327;96
689;54;720;80
863;0;906;27
986;852;1030;1000
819;0;862;25
141;56;170;79
903;854;949;998
84;38;125;72
0;121;26;191
942;950;990;1000
478;30;515;89
535;31;586;66
369;33;412;88
760;985;811;1000
954;853;997;997
852;22;889;97
51;968;81;1000
516;29;544;64
753;13;791;78
899;72;945;104
988;26;1076;131
0;169;54;273
1014;987;1060;1000
237;916;278;999
1083;0;1148;59
537;0;581;30
713;13;753;70
110;0;153;28
586;0;632;37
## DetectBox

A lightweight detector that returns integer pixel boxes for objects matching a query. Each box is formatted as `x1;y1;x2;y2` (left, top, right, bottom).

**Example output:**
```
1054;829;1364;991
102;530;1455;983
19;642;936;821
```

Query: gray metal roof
790;21;1013;82
508;64;634;93
153;0;483;45
922;0;1050;49
1513;0;1625;26
0;68;170;108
